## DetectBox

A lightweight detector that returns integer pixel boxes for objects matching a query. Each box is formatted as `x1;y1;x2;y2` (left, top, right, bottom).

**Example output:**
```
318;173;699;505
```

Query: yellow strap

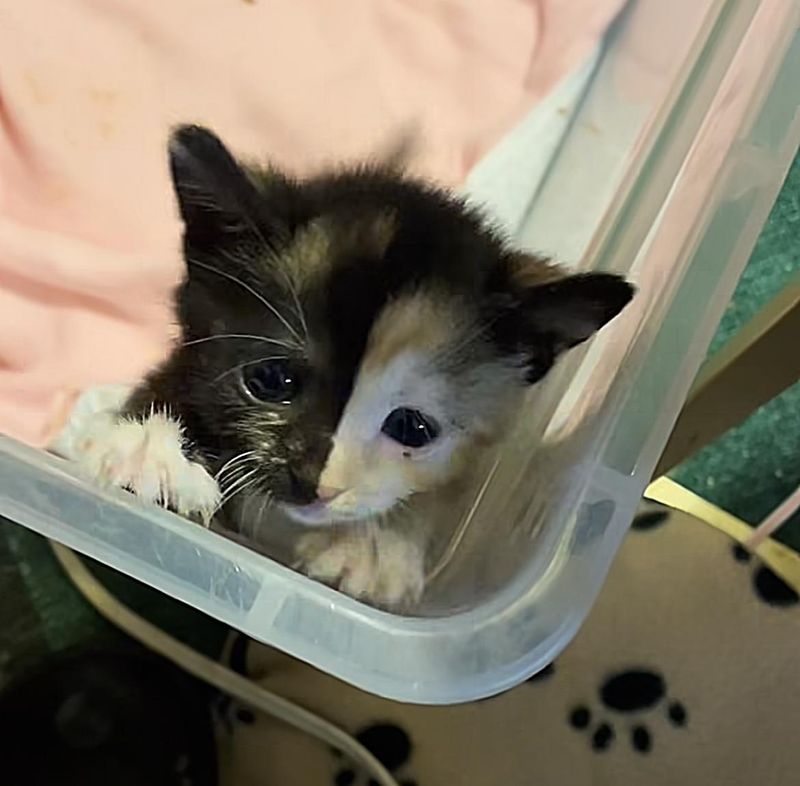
645;477;800;594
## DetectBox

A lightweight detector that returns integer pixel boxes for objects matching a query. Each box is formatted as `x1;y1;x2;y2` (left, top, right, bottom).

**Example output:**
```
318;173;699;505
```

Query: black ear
521;273;634;348
494;270;634;384
168;124;266;251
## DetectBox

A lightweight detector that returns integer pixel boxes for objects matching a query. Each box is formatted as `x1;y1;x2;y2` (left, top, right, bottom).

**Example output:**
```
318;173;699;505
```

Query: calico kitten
68;125;633;609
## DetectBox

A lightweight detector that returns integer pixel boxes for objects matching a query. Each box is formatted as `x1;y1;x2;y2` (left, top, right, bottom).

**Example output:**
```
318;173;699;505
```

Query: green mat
671;151;800;549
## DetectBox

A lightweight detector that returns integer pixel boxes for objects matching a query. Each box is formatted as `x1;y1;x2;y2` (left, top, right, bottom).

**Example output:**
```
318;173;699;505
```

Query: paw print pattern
630;508;670;532
525;661;556;683
569;669;687;753
731;544;800;608
332;722;417;786
476;660;556;703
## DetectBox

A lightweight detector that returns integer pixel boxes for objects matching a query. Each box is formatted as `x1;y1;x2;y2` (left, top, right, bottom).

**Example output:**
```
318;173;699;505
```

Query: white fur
49;384;133;459
308;350;459;521
54;387;220;525
295;527;425;608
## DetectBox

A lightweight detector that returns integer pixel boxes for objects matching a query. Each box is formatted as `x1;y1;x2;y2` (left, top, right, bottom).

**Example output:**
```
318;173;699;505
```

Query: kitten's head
160;125;632;525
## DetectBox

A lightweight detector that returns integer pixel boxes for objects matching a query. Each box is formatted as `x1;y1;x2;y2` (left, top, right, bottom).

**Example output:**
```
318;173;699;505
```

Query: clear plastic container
1;0;799;703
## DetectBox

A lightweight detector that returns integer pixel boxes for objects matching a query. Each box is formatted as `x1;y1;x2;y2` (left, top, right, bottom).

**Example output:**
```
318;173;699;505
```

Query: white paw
295;528;426;609
73;410;221;525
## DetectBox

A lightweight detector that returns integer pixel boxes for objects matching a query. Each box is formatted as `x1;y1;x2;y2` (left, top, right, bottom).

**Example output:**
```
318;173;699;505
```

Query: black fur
127;125;633;507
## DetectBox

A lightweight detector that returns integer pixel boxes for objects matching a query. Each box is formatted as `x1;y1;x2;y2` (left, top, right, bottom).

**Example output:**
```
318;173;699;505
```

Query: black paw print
630;507;670;532
332;722;417;786
473;660;557;704
569;669;687;753
525;661;556;683
731;544;799;608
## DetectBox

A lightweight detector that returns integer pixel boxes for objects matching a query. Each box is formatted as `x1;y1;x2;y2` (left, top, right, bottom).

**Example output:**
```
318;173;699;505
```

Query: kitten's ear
495;256;634;383
168;124;265;249
519;273;634;348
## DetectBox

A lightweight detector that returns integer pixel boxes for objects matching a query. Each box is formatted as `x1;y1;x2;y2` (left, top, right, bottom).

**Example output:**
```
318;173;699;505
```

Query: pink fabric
0;0;622;446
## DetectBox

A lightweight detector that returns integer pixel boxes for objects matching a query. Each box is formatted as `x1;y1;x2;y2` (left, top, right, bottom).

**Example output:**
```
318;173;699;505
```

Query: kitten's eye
381;408;440;448
240;360;299;403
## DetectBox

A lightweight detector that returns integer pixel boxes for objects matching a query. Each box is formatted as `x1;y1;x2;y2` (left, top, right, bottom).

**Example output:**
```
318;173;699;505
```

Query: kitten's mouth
281;498;373;526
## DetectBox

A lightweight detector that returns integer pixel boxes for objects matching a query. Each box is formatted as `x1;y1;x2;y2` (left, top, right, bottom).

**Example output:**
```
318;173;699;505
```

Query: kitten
66;125;633;609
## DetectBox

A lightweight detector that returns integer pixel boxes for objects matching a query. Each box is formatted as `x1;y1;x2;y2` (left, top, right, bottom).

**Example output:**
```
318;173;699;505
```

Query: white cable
50;541;399;786
745;484;800;550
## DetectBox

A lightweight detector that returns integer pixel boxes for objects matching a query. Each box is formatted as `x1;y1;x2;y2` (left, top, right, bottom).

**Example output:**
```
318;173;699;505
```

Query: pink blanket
0;0;622;446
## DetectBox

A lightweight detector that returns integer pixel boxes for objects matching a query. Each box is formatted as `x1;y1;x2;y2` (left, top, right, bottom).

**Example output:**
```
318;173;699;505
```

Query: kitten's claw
74;410;220;525
295;528;425;609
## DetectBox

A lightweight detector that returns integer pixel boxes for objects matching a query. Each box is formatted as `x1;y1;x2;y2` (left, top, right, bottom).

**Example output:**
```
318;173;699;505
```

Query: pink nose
316;485;344;502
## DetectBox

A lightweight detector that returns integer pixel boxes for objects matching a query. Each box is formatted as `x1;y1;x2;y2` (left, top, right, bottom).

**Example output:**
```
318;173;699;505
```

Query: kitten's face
148;126;632;525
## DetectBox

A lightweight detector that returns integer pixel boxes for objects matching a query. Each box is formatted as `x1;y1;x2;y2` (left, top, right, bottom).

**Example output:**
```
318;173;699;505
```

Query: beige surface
215;501;800;786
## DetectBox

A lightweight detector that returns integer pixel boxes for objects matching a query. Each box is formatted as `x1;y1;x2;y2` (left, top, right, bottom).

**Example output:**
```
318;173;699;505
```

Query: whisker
182;333;298;351
220;476;260;512
433;321;492;367
215;450;257;480
216;466;250;491
216;474;245;495
221;458;252;486
367;519;380;562
217;457;256;488
219;468;260;508
211;355;288;385
239;494;255;540
214;219;308;345
420;418;433;442
251;492;273;541
216;459;258;489
274;265;310;345
197;254;304;346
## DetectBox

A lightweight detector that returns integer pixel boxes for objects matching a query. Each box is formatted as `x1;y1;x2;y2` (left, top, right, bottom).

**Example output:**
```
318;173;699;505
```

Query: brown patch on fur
282;220;332;284
283;211;397;288
402;443;465;493
507;253;564;290
336;211;397;259
361;292;463;372
399;422;503;498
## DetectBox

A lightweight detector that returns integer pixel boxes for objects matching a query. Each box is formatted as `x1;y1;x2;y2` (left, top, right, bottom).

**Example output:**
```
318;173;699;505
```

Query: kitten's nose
316;485;344;502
